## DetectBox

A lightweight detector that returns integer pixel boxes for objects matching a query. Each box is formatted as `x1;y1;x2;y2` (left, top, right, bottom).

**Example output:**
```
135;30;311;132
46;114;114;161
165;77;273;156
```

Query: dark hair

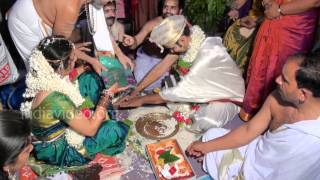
295;51;320;97
104;0;116;8
182;25;190;36
38;35;73;71
179;0;185;9
162;0;185;10
0;111;31;179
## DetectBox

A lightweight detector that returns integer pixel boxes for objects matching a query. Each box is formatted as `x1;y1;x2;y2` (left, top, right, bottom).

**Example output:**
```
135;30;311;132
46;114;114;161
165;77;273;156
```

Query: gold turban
149;15;187;53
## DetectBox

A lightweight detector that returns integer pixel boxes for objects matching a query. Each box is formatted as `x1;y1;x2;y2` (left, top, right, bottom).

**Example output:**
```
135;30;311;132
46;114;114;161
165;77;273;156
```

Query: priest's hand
74;48;107;75
118;53;135;70
186;140;209;158
122;34;136;47
91;59;107;75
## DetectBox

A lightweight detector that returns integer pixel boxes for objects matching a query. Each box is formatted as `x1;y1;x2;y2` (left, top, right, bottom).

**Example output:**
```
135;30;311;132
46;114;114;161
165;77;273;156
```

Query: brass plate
135;113;179;140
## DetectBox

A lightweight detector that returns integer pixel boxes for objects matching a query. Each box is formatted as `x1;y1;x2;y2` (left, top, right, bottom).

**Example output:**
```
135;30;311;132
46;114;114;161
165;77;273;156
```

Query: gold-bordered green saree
31;91;129;168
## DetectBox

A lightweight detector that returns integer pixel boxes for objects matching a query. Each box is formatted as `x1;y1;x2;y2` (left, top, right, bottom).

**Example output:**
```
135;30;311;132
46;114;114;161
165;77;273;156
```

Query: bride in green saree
20;36;129;168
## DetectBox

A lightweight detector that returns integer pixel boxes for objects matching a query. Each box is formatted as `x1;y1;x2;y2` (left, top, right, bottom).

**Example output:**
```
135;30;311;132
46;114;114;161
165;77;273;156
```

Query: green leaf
177;59;193;68
159;150;180;164
79;97;95;109
123;119;134;127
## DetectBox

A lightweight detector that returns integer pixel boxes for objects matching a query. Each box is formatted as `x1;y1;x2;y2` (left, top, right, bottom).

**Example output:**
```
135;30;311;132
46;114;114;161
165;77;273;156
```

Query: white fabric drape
160;37;244;103
203;118;320;180
90;4;114;53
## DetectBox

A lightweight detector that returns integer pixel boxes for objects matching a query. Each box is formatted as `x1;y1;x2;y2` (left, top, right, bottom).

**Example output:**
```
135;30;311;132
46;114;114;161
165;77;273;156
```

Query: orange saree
240;5;318;121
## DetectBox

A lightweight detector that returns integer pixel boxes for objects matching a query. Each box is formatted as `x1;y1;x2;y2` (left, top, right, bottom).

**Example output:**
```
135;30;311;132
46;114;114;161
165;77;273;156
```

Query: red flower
173;111;185;123
185;118;192;125
173;111;181;119
191;105;200;111
178;67;190;75
176;116;184;123
81;108;91;118
169;166;177;175
156;149;165;155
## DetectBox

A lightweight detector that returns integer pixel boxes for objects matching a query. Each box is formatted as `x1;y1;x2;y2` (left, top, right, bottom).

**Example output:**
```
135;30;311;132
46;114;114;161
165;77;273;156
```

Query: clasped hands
113;90;145;108
97;83;130;108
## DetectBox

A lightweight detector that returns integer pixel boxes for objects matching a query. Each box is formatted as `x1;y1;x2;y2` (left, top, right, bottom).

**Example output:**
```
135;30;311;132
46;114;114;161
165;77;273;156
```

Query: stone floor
119;115;244;180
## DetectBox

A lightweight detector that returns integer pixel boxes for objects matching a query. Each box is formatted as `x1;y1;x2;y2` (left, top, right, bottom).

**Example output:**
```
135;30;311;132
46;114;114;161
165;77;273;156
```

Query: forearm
112;37;123;57
204;124;259;152
87;106;106;136
204;95;274;153
130;26;151;49
69;29;81;43
141;94;166;105
75;48;96;64
135;67;166;93
280;0;320;15
135;55;178;93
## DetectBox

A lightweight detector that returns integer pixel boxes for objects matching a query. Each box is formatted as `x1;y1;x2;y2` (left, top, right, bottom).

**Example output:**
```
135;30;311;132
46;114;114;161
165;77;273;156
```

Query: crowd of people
0;0;319;179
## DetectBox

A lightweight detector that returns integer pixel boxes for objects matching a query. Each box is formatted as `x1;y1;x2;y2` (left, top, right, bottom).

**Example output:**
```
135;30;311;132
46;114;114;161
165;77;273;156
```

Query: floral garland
170;104;200;127
20;49;85;150
179;25;206;63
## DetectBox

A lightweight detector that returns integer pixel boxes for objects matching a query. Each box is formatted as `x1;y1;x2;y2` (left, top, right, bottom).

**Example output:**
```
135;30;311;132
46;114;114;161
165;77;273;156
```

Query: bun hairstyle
0;111;31;179
38;35;74;71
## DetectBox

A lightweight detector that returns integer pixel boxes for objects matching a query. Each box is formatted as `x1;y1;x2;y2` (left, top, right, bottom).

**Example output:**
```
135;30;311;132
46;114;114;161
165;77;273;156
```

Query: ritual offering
146;139;195;180
135;113;179;140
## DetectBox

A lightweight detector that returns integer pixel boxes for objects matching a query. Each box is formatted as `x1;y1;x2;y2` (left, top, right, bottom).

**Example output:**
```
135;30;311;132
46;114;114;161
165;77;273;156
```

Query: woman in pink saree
240;0;319;121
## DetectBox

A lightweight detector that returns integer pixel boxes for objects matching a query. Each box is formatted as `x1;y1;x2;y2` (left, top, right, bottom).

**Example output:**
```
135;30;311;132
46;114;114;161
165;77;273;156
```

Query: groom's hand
187;140;208;158
114;95;144;108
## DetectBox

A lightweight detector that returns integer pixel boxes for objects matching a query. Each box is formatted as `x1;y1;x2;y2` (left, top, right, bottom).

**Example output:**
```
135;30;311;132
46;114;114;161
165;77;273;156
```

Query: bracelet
97;95;110;108
102;89;115;99
97;89;115;108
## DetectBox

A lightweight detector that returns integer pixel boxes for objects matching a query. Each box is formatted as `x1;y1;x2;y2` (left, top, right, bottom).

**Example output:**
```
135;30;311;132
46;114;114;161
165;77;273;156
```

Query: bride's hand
105;83;130;95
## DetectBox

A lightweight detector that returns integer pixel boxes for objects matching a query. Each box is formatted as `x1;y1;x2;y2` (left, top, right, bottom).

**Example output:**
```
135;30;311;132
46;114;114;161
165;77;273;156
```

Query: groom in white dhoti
187;52;320;180
117;15;245;130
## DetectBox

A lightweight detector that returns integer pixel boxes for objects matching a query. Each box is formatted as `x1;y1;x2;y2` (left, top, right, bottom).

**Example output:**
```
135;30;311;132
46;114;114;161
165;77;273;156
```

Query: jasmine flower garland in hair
20;49;85;149
179;25;206;63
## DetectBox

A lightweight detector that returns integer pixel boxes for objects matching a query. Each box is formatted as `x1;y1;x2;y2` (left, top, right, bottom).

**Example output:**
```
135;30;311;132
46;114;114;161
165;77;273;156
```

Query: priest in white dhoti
7;0;132;72
117;15;245;131
187;53;320;180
